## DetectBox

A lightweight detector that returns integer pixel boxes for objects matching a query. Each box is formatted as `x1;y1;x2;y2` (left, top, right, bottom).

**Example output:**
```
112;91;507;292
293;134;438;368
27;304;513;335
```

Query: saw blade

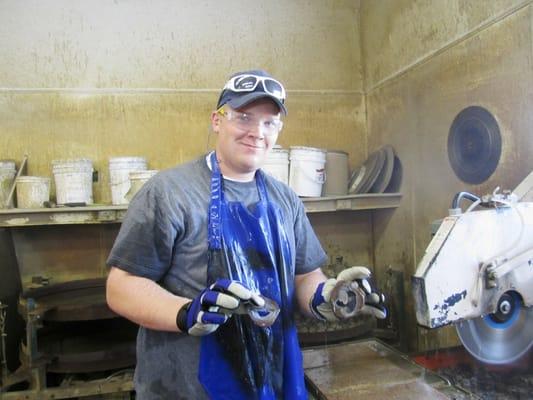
456;295;533;365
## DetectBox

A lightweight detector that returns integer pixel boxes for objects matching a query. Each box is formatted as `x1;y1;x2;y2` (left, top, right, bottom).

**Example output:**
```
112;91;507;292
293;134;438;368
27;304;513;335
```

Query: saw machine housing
413;193;533;329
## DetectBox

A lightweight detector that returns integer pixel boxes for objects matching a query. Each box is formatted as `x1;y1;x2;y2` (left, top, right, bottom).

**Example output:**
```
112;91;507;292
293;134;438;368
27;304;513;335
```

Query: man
106;69;386;399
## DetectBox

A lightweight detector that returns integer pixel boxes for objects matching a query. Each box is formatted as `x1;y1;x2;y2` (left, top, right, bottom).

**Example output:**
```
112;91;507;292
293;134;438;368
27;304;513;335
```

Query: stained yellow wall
361;0;533;351
0;0;373;367
5;0;530;355
0;0;366;205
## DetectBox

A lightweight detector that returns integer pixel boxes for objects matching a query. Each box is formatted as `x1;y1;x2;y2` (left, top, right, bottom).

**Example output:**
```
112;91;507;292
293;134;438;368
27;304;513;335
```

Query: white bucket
262;147;289;184
323;150;349;196
289;146;327;197
15;176;50;208
52;159;94;205
109;157;147;205
125;169;158;201
0;160;16;208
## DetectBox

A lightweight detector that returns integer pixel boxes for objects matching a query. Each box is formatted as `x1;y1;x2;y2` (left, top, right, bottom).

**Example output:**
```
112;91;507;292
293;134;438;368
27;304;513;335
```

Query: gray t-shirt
107;155;327;399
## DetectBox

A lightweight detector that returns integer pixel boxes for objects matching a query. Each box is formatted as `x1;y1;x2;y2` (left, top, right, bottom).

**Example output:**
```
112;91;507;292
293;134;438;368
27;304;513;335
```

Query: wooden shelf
0;205;128;227
0;194;401;227
303;193;401;213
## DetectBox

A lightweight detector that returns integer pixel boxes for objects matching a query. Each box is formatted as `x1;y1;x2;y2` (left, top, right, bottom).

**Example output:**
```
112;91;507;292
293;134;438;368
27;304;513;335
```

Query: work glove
310;266;387;322
176;278;264;336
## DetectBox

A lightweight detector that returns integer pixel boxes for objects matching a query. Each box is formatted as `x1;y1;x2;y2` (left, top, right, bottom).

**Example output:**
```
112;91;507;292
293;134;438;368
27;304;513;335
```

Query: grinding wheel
370;145;395;193
356;149;385;194
385;155;402;193
456;291;533;365
448;106;501;184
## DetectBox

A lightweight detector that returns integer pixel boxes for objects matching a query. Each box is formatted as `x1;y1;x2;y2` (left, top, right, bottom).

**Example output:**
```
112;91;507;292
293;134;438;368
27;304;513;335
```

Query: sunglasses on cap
223;74;286;102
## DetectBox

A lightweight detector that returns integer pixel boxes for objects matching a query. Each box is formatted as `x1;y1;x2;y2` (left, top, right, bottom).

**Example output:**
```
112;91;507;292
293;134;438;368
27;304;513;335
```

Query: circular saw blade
456;299;533;365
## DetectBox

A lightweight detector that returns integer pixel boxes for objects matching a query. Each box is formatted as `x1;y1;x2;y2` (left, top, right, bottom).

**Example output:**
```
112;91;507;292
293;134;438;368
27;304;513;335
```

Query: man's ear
211;111;221;134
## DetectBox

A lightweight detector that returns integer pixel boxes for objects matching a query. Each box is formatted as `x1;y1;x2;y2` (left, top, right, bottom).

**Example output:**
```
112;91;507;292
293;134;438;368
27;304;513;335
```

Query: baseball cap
216;69;287;115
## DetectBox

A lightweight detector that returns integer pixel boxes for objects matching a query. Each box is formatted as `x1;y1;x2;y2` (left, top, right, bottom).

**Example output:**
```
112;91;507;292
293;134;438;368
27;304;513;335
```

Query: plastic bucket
323;150;349;196
289;146;327;197
15;176;51;208
52;159;94;205
125;169;158;201
262;147;289;184
109;157;147;205
0;160;16;208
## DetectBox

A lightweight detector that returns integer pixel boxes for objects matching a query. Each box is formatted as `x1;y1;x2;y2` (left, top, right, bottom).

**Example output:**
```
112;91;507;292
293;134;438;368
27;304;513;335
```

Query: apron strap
208;152;269;250
255;170;269;203
208;152;223;250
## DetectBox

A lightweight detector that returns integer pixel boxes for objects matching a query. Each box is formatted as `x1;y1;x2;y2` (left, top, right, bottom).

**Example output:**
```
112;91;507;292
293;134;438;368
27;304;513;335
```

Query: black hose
451;191;480;209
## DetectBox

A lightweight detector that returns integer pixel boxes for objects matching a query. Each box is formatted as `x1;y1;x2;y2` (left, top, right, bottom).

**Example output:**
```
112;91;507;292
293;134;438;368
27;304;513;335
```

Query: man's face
212;99;282;180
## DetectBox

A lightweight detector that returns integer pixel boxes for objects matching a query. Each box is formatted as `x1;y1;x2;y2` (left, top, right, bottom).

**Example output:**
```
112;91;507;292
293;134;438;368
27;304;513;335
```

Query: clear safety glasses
223;74;286;103
217;108;284;136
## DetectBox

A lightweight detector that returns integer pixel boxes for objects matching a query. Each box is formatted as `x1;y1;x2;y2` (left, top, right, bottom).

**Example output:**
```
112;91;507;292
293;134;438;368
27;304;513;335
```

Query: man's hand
176;278;264;336
310;266;387;322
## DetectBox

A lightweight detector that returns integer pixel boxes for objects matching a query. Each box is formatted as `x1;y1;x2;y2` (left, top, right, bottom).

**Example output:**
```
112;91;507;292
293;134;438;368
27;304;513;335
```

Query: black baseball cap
216;69;287;115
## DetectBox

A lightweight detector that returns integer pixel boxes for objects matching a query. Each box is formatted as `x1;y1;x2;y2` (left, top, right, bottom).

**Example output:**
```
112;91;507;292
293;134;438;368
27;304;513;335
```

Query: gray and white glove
176;278;264;336
310;266;387;322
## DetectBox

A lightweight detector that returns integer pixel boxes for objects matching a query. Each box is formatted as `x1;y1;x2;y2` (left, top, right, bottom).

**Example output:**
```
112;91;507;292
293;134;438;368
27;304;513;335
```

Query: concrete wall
0;0;366;204
0;1;375;366
5;0;531;356
0;0;372;269
361;0;533;351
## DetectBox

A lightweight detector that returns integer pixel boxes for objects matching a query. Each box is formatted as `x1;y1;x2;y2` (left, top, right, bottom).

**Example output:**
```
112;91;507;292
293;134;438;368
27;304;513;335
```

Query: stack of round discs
348;145;401;194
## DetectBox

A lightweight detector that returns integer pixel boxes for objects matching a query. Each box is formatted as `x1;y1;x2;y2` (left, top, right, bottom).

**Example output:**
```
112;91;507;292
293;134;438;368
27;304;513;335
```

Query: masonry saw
412;171;533;364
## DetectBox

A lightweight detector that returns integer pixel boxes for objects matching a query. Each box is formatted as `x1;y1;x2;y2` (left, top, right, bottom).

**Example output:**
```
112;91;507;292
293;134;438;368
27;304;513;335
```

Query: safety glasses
223;74;286;102
217;108;283;136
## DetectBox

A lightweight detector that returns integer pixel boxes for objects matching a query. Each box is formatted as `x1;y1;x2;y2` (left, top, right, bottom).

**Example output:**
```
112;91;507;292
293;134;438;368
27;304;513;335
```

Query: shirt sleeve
106;178;182;281
293;197;328;275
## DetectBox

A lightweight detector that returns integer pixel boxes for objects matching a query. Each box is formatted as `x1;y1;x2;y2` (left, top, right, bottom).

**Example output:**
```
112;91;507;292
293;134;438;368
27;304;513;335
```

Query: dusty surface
415;346;533;400
304;339;468;399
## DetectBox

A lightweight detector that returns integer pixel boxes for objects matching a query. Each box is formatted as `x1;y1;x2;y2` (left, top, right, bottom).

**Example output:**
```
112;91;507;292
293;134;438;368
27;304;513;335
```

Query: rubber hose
451;191;480;209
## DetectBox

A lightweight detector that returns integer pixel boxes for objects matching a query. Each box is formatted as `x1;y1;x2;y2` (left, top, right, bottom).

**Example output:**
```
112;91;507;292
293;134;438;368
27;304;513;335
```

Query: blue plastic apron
198;152;307;400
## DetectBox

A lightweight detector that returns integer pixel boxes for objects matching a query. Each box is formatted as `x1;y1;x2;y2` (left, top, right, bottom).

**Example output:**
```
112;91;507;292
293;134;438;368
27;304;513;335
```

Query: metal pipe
451;191;480;209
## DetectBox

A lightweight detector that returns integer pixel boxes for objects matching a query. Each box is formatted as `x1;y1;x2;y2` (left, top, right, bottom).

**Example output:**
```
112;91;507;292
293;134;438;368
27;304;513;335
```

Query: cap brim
227;92;287;115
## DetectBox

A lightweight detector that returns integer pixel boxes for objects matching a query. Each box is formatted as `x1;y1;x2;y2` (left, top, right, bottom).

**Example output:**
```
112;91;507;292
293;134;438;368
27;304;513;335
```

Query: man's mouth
240;142;265;150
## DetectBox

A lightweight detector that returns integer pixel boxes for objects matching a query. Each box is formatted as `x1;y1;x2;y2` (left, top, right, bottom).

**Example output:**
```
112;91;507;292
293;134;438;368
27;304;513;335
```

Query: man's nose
247;123;266;138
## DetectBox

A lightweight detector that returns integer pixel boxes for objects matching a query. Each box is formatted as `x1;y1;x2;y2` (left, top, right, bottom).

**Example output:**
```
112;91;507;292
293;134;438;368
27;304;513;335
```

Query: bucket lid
0;159;16;169
289;146;327;163
269;147;289;155
289;146;326;154
16;176;50;182
129;169;158;179
109;156;147;164
52;159;93;174
327;149;348;156
52;158;93;166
